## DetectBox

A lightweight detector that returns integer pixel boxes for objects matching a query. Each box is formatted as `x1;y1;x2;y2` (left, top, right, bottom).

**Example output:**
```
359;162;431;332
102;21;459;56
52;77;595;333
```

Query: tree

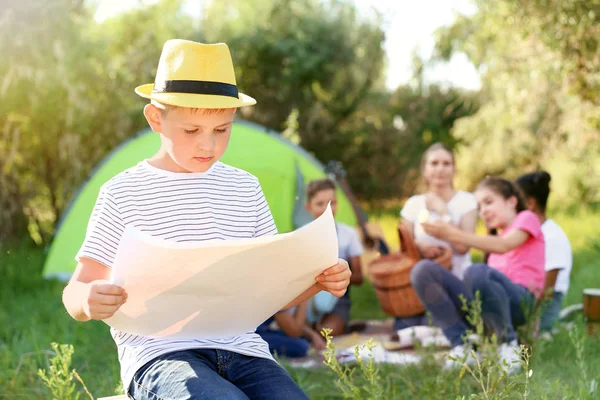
0;0;482;243
511;0;600;105
433;0;600;207
0;0;193;242
336;84;479;201
201;0;478;201
202;0;387;172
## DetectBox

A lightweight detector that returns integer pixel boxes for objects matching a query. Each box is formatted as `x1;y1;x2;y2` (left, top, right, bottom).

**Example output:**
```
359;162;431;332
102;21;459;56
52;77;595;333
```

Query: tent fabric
43;120;357;279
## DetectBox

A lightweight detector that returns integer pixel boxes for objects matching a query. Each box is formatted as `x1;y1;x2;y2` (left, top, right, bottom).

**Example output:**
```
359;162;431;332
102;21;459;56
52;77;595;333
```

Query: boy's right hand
83;280;127;320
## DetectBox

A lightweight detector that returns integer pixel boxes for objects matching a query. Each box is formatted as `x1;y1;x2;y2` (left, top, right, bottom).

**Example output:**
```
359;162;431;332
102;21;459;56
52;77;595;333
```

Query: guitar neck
337;178;374;243
326;160;379;247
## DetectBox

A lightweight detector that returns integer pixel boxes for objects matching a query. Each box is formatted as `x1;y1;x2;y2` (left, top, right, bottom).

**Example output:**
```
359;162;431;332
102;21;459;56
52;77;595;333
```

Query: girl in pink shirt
414;177;544;374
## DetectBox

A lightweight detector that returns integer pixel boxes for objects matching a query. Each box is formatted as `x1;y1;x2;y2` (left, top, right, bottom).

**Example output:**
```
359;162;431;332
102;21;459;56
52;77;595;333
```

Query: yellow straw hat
135;39;256;109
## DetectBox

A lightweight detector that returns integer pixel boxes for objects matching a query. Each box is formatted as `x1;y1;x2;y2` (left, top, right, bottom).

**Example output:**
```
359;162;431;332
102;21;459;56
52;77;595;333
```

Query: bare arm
283;259;351;309
283;284;321;310
402;220;414;237
62;258;126;322
423;221;531;255
542;269;560;299
274;302;308;337
349;256;363;285
425;194;475;254
452;209;478;255
532;269;562;311
450;228;530;255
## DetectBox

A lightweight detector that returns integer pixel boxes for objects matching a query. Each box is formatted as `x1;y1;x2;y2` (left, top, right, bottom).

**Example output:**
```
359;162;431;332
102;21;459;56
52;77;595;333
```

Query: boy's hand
316;259;351;298
83;280;127;320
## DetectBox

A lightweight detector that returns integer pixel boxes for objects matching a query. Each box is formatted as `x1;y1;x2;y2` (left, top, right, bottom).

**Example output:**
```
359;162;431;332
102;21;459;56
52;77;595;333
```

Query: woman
395;143;478;330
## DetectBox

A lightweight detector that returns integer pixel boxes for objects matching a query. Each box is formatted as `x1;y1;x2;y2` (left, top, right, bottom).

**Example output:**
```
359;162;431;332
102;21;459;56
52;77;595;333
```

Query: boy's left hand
316;258;351;298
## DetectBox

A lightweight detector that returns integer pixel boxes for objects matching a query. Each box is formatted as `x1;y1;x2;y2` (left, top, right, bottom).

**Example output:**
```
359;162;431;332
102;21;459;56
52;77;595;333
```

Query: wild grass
1;208;599;398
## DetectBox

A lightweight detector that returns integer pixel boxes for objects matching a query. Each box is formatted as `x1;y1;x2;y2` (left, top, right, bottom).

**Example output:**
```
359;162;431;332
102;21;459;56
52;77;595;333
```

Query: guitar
325;160;390;255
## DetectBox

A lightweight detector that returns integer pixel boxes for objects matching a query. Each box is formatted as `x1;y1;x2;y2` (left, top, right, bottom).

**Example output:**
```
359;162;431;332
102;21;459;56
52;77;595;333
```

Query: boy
305;178;364;336
61;39;350;400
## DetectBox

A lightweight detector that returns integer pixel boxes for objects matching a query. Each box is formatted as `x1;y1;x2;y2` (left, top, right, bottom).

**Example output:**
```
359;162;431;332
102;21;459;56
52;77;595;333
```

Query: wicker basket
368;222;452;317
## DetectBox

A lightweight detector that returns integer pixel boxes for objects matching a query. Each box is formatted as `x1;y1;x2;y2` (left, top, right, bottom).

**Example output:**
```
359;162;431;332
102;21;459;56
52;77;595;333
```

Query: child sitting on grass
256;302;326;358
61;39;350;400
516;171;572;332
304;178;364;336
415;177;545;375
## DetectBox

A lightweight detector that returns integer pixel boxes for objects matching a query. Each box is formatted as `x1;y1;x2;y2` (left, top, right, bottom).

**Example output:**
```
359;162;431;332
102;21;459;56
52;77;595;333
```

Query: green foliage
0;243;122;398
204;0;480;202
433;0;600;208
458;293;534;399
0;0;192;243
568;322;599;399
321;328;386;399
301;85;478;201
509;0;600;105
37;343;79;400
203;0;390;197
321;293;536;400
0;0;479;242
38;343;93;400
2;208;600;398
203;0;386;130
378;84;479;197
2;0;594;243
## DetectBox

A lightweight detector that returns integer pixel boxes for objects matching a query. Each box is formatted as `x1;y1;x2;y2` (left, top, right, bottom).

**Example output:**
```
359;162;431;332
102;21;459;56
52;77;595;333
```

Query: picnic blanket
285;319;450;368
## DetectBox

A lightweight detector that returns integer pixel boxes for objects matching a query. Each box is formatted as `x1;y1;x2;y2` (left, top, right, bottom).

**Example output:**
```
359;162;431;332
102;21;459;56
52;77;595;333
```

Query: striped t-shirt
76;160;278;390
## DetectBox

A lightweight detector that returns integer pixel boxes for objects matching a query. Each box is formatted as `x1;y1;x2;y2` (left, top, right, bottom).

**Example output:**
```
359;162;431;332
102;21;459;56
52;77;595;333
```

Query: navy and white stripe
76;160;278;390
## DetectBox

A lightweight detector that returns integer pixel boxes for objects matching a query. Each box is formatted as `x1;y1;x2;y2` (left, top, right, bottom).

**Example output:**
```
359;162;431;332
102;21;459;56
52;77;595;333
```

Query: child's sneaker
421;334;451;348
443;344;477;370
442;334;481;370
498;340;522;375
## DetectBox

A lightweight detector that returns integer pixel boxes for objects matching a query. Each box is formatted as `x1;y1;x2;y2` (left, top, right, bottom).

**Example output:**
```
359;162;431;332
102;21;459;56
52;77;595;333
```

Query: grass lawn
1;208;600;399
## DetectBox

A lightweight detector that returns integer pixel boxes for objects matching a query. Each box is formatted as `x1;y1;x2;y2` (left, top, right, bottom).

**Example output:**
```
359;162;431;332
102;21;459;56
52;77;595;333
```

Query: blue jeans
411;260;535;346
257;330;310;358
463;263;535;343
540;291;564;332
411;260;473;346
128;349;309;400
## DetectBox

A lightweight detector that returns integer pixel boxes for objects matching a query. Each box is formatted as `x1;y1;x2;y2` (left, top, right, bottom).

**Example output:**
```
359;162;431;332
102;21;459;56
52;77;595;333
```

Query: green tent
43;120;357;280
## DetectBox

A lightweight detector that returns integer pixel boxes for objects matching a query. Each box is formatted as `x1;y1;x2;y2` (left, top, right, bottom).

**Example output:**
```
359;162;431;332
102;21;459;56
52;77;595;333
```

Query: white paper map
105;205;339;340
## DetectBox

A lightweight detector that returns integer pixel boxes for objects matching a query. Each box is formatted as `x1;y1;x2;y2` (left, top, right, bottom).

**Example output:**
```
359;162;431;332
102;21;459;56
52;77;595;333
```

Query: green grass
284;319;600;399
1;208;600;398
0;243;122;398
286;207;600;399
